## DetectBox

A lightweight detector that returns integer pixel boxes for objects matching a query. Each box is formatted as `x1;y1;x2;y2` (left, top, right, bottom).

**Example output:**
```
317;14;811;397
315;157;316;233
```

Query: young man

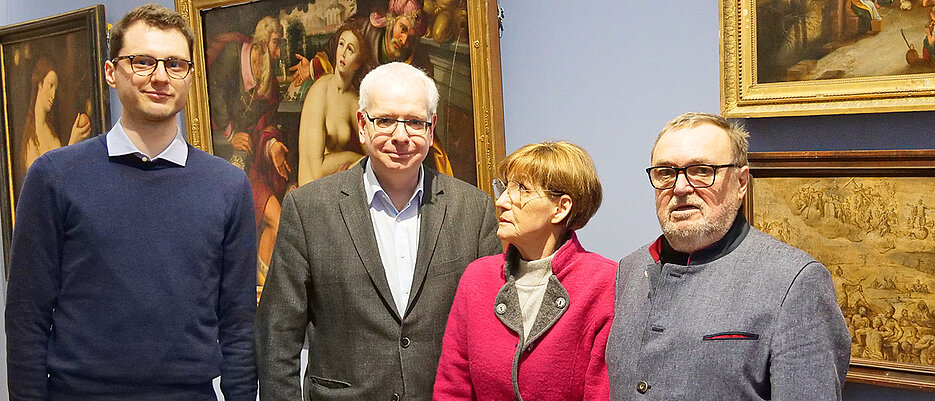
607;112;850;400
255;62;500;401
5;4;257;400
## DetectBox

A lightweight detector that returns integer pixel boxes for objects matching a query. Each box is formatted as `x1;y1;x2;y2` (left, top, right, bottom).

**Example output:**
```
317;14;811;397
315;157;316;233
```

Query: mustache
668;195;704;210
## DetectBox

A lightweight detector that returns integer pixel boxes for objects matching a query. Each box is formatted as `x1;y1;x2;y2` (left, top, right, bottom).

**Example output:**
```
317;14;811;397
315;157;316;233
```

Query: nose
399;32;409;46
494;190;511;210
672;171;695;196
389;122;410;143
150;60;170;82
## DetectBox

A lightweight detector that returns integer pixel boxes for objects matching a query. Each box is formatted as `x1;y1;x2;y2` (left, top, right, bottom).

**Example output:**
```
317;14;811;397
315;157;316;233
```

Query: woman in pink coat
434;141;616;400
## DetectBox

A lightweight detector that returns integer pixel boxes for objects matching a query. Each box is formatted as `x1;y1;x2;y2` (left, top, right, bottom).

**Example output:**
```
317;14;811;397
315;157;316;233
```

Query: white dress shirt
363;161;424;315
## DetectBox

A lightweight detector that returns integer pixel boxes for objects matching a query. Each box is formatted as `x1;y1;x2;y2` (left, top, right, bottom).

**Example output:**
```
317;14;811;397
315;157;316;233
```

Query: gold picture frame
747;150;935;390
0;5;110;275
721;0;935;118
174;0;505;299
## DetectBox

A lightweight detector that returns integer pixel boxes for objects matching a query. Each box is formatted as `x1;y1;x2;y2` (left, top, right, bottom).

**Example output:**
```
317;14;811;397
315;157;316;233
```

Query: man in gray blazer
255;62;501;400
606;112;850;400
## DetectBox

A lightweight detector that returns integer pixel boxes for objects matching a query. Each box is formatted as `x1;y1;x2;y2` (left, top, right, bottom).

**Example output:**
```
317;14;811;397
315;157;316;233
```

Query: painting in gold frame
747;150;935;390
174;0;505;300
721;0;935;118
0;5;110;276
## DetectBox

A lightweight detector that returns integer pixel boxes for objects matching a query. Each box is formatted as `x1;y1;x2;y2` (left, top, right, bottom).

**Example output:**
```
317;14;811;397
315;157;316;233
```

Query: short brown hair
500;141;603;231
652;112;750;166
109;3;195;60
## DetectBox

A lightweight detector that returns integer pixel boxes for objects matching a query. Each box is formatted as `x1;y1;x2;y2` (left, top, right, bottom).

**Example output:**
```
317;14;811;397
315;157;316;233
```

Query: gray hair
652;112;750;166
358;62;439;116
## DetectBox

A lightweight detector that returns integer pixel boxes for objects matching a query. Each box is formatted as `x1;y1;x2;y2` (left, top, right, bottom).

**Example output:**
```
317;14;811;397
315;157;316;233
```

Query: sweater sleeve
255;191;310;400
217;173;259;400
770;261;851;401
5;156;63;400
433;269;476;400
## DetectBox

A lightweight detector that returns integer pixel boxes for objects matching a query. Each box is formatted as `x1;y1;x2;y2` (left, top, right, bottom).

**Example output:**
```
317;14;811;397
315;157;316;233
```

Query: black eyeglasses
363;112;432;137
112;54;193;79
645;163;738;190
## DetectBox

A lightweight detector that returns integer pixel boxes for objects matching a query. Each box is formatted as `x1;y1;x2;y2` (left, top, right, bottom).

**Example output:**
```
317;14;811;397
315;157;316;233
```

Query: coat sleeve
583;310;612;400
477;194;502;258
433;269;476;400
255;191;310;400
5;156;62;400
770;261;851;401
218;173;259;400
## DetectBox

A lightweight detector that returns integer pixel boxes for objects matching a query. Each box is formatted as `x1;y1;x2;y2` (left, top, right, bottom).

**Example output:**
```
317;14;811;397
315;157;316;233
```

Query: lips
144;90;171;100
673;205;699;212
669;203;702;219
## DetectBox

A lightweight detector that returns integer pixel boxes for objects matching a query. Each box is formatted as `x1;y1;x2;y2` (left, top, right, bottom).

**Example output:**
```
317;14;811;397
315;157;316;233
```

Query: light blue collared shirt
363;160;424;315
106;121;188;166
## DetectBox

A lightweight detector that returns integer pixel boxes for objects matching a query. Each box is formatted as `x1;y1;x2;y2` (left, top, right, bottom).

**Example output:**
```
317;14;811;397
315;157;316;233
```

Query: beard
660;193;741;253
251;47;273;96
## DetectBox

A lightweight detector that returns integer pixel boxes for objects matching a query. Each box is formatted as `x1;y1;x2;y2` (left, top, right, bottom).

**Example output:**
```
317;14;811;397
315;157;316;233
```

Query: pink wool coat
434;233;616;400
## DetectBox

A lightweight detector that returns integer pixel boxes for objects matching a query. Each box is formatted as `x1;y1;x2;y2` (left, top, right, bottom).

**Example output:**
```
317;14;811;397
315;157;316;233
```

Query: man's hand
289;54;311;87
269;140;291;179
232;132;253;154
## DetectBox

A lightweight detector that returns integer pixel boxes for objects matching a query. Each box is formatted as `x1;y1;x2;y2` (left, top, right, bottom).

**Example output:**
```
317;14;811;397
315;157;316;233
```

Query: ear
104;59;117;89
550;194;573;225
736;164;750;202
357;111;368;146
426;114;436;147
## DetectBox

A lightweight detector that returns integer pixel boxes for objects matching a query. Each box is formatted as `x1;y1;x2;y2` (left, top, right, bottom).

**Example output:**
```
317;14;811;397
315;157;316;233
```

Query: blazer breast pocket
431;255;467;277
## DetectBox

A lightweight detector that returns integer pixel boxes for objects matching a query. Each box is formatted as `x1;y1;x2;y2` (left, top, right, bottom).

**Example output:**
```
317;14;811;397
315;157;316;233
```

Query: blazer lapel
339;161;402;320
406;169;447;317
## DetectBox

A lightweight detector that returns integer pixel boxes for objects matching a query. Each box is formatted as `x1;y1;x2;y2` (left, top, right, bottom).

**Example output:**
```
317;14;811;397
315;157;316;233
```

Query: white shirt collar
106;120;188;166
363;158;424;213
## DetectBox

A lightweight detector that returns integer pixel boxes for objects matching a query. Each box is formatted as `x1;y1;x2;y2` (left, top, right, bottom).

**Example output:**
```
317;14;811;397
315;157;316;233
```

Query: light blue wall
0;1;930;400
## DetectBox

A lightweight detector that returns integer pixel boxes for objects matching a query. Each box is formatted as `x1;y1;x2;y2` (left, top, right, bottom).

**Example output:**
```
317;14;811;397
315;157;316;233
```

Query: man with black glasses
6;4;257;400
254;62;500;401
606;112;850;400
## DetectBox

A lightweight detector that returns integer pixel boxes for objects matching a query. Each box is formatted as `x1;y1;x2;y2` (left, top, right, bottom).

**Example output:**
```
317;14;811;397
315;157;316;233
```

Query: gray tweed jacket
255;160;501;400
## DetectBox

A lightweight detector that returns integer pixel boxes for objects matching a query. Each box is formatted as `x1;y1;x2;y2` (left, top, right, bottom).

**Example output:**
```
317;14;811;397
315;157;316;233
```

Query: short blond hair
500;141;602;231
652;112;750;166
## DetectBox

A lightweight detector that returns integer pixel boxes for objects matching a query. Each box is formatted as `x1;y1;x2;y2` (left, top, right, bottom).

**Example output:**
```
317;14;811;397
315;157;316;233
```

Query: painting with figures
752;174;935;375
177;0;503;300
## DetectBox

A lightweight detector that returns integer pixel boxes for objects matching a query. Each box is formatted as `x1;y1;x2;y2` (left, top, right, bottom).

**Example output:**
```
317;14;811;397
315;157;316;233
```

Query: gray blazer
255;160;501;401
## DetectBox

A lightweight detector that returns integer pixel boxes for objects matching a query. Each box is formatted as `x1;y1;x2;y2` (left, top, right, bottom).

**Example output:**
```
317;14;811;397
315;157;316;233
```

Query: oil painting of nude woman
296;19;376;186
0;5;109;272
194;0;498;300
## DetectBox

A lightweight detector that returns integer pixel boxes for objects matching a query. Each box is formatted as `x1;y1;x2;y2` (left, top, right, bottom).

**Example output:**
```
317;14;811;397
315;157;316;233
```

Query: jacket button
555;297;566;309
496;303;507;314
400;337;410;348
637;381;649;394
391;393;400;401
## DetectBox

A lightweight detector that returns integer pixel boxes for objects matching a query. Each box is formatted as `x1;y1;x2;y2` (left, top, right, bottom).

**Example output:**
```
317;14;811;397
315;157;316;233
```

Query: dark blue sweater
5;134;258;400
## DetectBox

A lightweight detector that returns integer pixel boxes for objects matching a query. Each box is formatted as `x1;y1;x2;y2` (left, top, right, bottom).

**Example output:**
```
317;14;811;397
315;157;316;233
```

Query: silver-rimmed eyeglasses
492;178;563;206
112;54;194;80
363;112;432;137
645;163;738;190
